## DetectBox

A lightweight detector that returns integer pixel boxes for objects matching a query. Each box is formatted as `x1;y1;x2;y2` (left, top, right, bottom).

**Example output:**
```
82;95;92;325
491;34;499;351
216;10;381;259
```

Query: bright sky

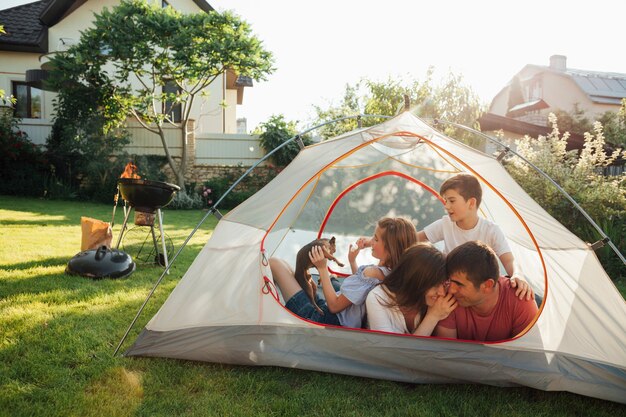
209;0;626;131
4;0;626;131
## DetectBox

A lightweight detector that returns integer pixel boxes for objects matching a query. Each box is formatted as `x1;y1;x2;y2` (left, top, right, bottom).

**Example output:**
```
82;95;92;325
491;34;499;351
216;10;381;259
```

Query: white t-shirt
366;285;420;334
423;215;511;256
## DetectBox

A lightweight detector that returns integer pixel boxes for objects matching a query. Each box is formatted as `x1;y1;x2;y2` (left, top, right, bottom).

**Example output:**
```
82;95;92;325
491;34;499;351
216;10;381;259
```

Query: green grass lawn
1;195;625;417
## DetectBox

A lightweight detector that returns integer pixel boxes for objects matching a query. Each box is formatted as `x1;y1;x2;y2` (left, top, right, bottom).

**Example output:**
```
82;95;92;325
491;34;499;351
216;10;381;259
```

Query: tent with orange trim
124;112;626;403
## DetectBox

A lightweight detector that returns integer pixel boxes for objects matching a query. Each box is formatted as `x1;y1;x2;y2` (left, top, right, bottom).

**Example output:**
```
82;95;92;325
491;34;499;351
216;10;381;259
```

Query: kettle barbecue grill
114;178;180;269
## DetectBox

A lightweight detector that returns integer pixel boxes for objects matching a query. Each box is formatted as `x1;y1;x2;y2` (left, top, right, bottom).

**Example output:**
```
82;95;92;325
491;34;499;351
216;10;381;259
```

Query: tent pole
113;114;391;356
430;118;626;266
113;206;217;356
209;114;391;211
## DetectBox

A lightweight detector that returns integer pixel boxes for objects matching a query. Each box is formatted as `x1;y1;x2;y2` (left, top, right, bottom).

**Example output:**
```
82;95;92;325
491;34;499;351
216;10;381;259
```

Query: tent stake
496;147;510;162
295;135;305;150
590;237;610;251
210;207;223;220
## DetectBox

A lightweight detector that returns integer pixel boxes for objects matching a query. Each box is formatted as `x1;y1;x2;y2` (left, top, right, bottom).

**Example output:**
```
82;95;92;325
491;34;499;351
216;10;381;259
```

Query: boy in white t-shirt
417;173;534;300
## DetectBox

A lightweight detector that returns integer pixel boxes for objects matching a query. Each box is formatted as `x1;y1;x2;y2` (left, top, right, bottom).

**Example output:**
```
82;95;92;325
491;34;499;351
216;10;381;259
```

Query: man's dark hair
446;241;499;288
440;173;482;208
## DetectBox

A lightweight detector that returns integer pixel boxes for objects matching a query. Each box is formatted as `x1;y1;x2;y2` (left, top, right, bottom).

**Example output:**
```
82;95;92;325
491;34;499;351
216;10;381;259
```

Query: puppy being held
294;236;345;314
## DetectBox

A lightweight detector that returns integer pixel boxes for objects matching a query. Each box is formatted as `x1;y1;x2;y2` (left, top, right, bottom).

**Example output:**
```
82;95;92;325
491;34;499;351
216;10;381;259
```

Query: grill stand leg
149;225;161;268
157;209;169;274
115;206;133;249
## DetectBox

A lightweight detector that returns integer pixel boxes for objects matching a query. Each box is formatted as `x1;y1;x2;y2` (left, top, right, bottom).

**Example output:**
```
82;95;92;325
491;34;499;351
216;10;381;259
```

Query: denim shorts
285;290;341;326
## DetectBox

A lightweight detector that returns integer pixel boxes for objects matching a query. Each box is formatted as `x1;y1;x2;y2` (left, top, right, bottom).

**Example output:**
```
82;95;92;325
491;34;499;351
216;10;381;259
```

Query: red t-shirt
438;277;538;341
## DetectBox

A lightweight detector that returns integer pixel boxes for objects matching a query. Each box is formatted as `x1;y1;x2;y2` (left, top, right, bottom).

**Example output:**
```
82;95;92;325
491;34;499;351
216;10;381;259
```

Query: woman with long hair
366;242;457;335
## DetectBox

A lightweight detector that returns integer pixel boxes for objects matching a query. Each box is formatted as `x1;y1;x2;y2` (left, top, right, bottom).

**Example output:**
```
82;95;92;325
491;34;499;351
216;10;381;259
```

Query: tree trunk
178;121;188;192
156;127;186;194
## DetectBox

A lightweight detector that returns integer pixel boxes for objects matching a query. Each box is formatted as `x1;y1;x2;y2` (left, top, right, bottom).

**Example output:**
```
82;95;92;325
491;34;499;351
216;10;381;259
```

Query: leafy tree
551;105;593;136
310;70;483;140
47;0;274;192
507;75;525;110
552;101;626;148
311;83;364;139
256;114;311;166
45;112;131;202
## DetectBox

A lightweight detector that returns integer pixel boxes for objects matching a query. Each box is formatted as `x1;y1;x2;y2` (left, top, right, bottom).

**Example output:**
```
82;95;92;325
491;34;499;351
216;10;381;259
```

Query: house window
11;81;42;119
526;78;543;101
162;81;181;122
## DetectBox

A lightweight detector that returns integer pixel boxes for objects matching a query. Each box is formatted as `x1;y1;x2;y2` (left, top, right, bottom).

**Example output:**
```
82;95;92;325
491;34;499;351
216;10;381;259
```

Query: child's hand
347;244;360;264
309;246;328;270
428;293;457;321
355;237;371;249
510;274;534;301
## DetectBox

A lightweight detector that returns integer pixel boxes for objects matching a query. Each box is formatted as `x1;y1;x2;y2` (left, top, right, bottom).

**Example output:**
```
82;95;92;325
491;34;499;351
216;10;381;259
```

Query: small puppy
294;236;345;314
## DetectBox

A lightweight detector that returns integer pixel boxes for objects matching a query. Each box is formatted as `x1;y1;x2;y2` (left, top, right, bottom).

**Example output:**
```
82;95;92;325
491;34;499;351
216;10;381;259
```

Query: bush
0;109;48;196
256;115;312;167
506;114;626;279
45;115;132;203
199;165;281;210
132;155;168;182
167;191;204;210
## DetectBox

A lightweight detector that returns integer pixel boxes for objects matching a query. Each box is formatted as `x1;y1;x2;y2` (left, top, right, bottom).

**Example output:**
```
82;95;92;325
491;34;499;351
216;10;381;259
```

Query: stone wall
162;158;277;192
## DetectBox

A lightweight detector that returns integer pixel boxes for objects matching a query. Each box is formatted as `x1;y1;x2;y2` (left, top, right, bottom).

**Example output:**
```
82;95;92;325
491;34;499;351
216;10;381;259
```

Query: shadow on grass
0;256;71;271
0;219;73;226
0;261;185;308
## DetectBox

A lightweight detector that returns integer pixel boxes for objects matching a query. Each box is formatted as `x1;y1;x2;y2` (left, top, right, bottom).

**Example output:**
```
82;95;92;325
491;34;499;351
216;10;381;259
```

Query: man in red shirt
435;241;538;341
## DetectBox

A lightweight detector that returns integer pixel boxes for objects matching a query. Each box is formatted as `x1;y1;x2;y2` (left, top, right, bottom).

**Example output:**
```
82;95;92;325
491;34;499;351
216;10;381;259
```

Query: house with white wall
0;0;264;170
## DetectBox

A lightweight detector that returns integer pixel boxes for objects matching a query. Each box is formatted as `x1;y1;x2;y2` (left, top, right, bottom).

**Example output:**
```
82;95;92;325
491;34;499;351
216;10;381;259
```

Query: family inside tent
269;173;539;341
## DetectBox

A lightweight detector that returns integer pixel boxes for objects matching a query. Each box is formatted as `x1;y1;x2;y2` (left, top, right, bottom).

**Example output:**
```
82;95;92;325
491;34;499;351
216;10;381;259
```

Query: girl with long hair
366;242;457;335
270;217;418;328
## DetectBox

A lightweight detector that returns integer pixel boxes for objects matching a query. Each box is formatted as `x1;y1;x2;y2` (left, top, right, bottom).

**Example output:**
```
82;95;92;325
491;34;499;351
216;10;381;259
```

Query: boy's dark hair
440;173;482;208
446;241;499;288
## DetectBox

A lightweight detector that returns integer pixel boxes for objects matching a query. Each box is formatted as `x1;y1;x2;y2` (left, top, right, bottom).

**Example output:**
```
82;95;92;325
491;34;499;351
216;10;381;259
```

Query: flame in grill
120;162;140;179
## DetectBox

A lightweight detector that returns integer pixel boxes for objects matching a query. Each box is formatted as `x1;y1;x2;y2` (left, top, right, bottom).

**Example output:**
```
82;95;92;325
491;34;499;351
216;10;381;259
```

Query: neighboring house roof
0;0;52;53
490;56;626;112
506;98;549;118
479;112;624;168
567;69;626;105
0;0;214;53
479;112;586;151
521;63;626;106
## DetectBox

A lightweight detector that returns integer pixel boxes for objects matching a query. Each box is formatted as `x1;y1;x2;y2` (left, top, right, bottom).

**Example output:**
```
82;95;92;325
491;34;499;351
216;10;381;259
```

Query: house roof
506;98;549;118
518;63;626;106
568;70;626;105
0;0;214;53
0;0;52;53
478;112;586;151
479;112;624;167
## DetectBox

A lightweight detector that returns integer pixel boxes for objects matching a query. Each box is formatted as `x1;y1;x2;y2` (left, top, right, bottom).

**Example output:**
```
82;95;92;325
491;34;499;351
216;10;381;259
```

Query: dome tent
123;112;626;403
